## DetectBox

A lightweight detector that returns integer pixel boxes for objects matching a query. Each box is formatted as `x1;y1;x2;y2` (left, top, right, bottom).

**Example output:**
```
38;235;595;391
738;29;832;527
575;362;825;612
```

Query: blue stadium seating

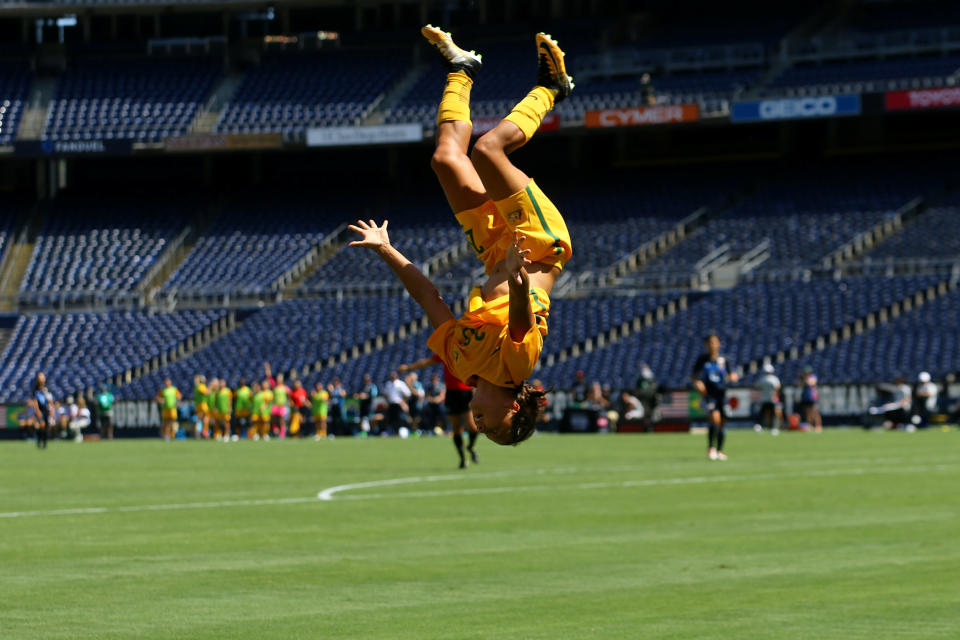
779;287;960;384
20;199;187;300
534;276;944;391
163;199;333;294
0;65;31;144
769;55;960;91
863;207;960;262
0;310;224;403
215;51;407;136
117;296;423;399
43;59;220;143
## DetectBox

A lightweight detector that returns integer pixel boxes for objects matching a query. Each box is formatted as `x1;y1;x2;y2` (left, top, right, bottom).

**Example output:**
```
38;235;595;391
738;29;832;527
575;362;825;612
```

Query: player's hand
506;231;532;287
348;219;391;251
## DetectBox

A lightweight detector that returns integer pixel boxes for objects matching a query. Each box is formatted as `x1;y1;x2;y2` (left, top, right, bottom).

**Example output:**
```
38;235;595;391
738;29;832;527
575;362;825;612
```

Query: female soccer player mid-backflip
350;26;574;445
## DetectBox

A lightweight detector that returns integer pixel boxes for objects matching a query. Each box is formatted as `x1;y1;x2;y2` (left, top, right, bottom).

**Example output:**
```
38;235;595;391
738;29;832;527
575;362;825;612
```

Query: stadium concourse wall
4;382;958;440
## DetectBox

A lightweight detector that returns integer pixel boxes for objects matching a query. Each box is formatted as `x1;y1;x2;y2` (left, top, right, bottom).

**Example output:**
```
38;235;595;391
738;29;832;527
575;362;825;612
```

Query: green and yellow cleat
535;32;574;102
421;25;483;79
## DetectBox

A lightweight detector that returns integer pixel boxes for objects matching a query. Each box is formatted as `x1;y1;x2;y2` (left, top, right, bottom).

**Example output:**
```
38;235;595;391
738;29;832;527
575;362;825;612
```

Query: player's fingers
347;225;363;234
354;220;369;229
382;220;389;230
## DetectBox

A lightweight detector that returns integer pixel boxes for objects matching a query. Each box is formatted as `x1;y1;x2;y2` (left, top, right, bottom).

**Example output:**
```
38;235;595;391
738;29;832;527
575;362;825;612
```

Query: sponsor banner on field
471;113;559;136
885;87;960;111
14;139;133;156
585;104;699;128
306;123;423;147
731;95;861;123
660;385;893;421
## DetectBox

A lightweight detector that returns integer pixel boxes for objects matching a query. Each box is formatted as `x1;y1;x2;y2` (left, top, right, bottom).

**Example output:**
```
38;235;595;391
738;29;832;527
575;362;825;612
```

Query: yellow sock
437;71;473;126
504;86;555;143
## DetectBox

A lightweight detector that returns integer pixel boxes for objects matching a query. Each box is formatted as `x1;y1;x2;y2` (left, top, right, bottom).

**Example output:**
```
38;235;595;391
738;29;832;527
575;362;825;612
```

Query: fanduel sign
731;95;861;123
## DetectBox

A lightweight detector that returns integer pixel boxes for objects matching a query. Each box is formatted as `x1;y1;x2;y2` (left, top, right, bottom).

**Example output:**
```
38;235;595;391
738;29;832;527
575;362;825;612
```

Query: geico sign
759;97;838;119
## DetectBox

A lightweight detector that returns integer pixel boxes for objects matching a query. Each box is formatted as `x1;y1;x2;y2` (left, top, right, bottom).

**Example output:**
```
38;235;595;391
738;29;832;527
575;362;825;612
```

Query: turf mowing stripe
1;462;951;518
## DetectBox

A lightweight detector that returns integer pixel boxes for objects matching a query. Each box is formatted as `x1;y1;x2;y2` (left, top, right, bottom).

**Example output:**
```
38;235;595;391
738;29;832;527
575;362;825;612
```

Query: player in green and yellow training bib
234;379;252;439
311;383;330;440
156;378;181;441
215;381;233;441
194;375;210;438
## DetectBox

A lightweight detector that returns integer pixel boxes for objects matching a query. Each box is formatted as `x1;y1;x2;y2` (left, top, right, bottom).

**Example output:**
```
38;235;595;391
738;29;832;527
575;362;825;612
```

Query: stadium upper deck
0;1;956;143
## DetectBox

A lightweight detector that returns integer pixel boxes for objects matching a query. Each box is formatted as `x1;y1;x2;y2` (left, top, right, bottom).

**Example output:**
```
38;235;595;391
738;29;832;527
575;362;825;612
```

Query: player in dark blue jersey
691;333;738;460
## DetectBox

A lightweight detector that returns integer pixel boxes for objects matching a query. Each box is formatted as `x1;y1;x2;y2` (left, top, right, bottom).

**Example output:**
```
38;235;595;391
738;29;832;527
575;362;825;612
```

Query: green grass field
2;429;957;639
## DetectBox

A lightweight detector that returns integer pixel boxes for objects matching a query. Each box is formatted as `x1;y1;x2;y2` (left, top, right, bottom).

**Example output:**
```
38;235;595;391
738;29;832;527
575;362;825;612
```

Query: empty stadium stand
43;59;220;143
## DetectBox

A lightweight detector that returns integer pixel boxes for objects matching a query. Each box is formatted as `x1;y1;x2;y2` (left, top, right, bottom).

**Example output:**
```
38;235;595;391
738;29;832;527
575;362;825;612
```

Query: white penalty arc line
0;463;954;519
317;463;957;502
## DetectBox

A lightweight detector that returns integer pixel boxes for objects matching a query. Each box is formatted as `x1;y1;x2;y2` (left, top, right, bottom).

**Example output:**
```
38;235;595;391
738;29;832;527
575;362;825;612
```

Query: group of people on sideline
19;372;115;447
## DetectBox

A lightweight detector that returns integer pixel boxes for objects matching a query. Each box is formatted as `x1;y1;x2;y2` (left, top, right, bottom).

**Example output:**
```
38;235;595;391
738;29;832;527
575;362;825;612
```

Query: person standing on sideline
798;369;822;432
311;382;330;439
383;371;411;434
328;378;348;435
755;363;783;435
156;378;181;441
96;384;115;439
250;382;265;440
422;373;448;434
193;375;211;438
405;372;426;432
354;373;378;434
692;334;738;461
290;379;308;438
215;380;233;441
634;363;659;431
31;372;52;449
913;372;939;429
234;378;252;439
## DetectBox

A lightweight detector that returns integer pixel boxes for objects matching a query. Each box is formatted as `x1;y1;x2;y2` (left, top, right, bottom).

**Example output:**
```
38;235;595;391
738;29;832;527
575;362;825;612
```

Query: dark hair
508;382;548;445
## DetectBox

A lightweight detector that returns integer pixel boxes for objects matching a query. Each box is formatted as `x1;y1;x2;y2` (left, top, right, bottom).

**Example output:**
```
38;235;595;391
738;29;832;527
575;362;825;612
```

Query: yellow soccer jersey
427;285;549;388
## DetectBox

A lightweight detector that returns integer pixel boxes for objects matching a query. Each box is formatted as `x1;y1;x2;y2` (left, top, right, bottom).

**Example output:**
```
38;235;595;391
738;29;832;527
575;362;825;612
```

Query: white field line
1;461;953;519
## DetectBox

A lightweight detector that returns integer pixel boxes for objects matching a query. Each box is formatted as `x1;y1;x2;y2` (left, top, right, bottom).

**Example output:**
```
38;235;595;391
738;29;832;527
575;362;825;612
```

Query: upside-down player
350;27;573;446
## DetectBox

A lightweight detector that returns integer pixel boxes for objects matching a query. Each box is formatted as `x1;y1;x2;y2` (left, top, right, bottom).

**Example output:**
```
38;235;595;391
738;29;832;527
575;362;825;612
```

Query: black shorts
445;389;473;415
702;395;726;415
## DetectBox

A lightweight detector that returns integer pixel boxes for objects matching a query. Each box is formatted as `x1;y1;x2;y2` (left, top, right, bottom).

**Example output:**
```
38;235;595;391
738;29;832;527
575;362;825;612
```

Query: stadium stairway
141;204;220;306
15;77;56;141
109;310;240;389
821;196;925;268
591;206;709;290
189;73;244;134
0;206;45;311
363;62;428;126
276;223;351;293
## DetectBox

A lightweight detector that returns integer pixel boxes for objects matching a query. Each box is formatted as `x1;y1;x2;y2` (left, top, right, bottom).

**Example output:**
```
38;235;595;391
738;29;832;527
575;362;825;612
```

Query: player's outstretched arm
349;219;455;330
398;356;437;373
506;232;534;342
